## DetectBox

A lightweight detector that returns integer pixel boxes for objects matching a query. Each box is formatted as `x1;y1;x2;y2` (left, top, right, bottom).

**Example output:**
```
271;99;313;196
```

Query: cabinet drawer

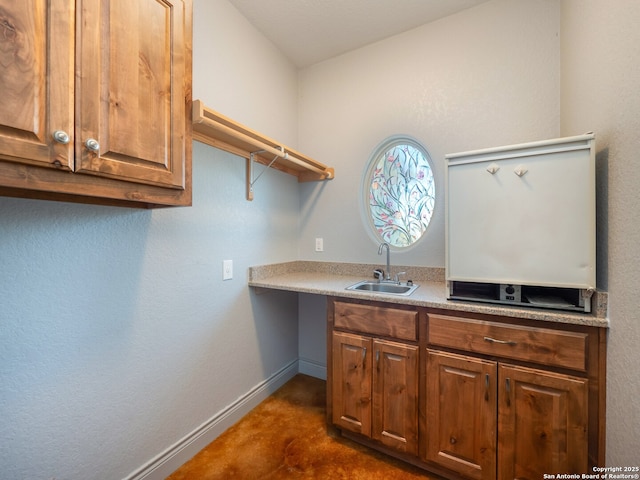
334;302;417;341
428;314;587;371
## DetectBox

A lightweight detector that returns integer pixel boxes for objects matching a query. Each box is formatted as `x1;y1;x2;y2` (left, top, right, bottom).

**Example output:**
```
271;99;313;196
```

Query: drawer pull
484;336;517;346
362;347;367;361
484;373;490;401
505;377;511;407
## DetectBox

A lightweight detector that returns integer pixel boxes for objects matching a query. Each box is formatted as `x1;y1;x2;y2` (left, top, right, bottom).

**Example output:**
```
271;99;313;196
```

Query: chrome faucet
378;242;392;281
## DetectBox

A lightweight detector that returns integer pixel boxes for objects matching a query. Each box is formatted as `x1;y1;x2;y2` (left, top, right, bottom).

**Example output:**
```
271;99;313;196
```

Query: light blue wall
0;1;303;478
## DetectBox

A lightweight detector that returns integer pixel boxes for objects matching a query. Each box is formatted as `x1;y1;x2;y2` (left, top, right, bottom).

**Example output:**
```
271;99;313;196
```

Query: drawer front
428;314;587;371
334;301;418;341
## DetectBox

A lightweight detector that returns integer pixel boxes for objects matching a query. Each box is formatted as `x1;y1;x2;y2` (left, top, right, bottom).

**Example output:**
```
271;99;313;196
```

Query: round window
363;137;435;248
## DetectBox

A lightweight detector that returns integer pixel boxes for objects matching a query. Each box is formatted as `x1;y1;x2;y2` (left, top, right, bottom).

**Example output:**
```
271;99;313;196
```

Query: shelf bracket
246;149;282;201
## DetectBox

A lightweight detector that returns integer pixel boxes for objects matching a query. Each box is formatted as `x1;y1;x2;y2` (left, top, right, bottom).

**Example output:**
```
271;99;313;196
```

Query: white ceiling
228;0;490;68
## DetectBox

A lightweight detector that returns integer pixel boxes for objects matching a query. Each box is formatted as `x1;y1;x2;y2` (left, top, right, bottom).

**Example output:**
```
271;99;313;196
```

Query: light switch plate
223;259;233;280
315;238;324;252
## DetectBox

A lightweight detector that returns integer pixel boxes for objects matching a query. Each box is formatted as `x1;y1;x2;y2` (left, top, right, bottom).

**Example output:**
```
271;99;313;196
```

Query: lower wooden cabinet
425;350;497;480
331;331;419;455
373;339;419;454
497;363;588;480
331;331;372;437
330;300;419;455
425;350;589;480
327;298;606;480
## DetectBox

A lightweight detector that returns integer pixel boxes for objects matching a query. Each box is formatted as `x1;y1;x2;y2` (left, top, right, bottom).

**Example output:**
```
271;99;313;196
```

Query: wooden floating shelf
192;100;334;200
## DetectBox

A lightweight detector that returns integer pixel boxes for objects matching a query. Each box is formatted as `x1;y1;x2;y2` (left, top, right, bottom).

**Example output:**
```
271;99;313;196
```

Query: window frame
360;135;436;250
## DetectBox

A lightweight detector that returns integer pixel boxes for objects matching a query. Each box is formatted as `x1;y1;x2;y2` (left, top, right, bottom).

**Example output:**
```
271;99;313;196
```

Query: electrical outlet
223;259;233;280
315;238;324;252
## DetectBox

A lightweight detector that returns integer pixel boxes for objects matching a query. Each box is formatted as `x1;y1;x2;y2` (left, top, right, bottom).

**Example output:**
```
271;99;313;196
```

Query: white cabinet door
446;134;595;289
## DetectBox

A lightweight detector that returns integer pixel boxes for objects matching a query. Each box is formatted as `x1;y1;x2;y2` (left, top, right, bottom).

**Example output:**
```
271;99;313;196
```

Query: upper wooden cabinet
0;0;192;207
0;0;73;171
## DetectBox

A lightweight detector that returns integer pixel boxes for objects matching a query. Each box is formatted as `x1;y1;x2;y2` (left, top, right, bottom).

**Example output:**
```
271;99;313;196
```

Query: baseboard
298;357;327;380
124;359;299;480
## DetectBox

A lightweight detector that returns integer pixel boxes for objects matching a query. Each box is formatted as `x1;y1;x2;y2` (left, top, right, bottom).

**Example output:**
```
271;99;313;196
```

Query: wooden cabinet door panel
0;0;73;170
76;0;188;188
331;332;372;436
426;350;497;480
372;339;419;454
498;364;588;480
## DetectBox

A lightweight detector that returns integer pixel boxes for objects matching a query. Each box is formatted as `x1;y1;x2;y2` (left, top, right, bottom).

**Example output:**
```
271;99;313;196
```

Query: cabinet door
372;339;419;455
498;364;588;480
76;0;189;188
0;0;74;170
425;350;497;480
331;332;372;437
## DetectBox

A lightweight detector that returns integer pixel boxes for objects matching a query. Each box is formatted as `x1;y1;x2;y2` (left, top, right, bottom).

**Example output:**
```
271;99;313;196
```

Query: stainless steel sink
346;280;419;296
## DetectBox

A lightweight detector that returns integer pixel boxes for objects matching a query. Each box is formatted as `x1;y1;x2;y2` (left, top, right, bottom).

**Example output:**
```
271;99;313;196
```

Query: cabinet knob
84;138;100;152
52;130;70;145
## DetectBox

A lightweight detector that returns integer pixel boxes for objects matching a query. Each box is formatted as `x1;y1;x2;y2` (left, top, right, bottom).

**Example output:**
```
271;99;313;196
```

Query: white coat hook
514;165;528;177
486;163;500;174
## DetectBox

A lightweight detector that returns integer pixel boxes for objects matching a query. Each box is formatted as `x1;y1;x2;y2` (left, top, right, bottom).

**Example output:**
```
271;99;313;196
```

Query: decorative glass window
364;137;435;248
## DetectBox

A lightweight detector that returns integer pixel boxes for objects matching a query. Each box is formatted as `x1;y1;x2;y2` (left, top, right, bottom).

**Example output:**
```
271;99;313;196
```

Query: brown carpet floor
168;374;435;479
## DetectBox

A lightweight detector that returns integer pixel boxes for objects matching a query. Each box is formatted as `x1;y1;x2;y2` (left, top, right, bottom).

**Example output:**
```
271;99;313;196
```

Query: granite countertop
248;261;609;328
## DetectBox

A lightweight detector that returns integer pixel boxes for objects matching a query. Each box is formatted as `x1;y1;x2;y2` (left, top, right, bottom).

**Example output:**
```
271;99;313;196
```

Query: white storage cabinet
445;134;596;290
